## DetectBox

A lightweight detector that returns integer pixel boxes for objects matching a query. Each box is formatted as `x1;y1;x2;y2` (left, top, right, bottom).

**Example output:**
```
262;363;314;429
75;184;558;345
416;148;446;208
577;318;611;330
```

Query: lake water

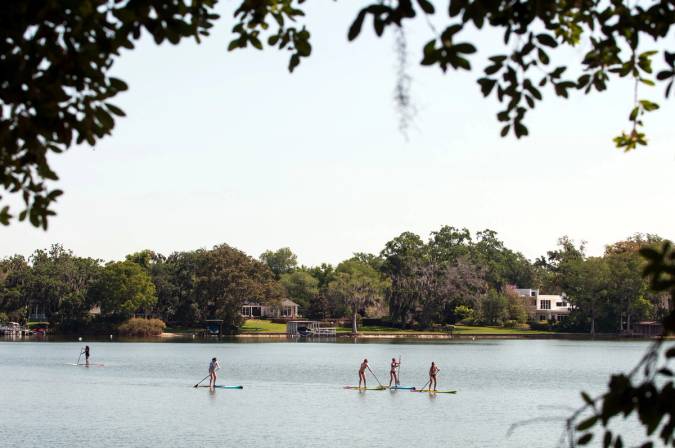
0;338;660;447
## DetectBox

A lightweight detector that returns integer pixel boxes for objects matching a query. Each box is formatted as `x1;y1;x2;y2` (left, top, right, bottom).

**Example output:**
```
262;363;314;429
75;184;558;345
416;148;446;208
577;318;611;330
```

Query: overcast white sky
1;2;673;265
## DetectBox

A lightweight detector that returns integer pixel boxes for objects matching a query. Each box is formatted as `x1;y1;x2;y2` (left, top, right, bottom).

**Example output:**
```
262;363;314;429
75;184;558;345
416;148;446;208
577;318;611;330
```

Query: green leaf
295;39;311;57
639;100;659;111
249;35;263;50
105;103;126;117
581;392;594;406
417;0;435;14
576;415;598;431
477;78;496;97
577;433;593;445
109;77;128;92
629;106;640;121
536;33;558;47
453;43;476;54
227;40;239;51
348;10;367;41
603;431;612;448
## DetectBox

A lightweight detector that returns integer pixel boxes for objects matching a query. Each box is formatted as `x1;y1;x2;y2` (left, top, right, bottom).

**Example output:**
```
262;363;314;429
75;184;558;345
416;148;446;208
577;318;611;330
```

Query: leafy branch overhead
341;0;674;147
1;0;674;228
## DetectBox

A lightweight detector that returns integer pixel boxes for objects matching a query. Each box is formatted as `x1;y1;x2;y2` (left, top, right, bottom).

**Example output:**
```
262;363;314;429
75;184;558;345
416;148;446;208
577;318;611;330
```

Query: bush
453;305;475;322
118;318;166;337
528;320;552;331
503;319;518;328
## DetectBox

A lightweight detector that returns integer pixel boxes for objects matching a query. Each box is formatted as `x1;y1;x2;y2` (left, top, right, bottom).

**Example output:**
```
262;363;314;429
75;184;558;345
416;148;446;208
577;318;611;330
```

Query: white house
513;288;572;321
241;299;299;319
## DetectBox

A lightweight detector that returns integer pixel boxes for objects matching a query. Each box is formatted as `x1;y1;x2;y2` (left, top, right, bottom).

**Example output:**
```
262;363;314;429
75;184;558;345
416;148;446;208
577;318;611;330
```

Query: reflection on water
0;339;656;448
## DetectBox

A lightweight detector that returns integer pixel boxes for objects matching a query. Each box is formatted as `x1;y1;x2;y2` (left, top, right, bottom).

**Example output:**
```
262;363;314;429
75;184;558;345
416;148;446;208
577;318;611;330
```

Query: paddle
193;374;210;388
367;365;385;389
397;355;401;386
76;348;84;366
417;379;430;392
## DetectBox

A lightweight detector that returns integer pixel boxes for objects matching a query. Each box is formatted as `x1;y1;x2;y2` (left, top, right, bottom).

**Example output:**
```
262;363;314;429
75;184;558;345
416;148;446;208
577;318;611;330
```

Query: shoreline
4;332;668;342
209;332;666;341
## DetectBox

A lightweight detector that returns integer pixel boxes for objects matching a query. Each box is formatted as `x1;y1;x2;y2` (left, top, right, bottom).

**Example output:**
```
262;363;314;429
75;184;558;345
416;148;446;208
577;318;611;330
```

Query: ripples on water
0;339;656;447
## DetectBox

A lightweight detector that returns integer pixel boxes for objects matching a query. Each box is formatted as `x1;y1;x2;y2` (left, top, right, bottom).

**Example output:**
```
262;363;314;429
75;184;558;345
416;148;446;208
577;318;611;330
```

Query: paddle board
198;385;243;389
343;386;387;391
388;385;416;390
65;363;105;367
412;389;456;394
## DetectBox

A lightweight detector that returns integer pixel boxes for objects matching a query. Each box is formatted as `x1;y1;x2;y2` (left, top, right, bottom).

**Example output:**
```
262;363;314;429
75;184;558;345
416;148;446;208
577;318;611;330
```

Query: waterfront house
241;299;299;319
513;288;572;322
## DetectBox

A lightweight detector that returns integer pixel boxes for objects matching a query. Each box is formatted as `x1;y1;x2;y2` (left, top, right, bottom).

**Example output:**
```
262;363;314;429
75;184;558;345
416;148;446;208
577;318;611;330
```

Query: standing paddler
358;359;369;388
429;361;440;391
84;345;90;365
208;357;221;388
388;357;400;387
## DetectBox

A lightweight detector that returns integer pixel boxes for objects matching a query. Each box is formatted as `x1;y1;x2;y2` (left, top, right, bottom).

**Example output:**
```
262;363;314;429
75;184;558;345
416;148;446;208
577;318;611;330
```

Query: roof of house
242;299;299;307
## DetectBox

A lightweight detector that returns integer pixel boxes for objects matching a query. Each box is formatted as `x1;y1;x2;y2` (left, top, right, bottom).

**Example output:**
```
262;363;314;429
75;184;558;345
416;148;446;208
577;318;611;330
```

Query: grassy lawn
451;325;553;335
340;325;552;335
241;320;287;333
240;320;552;335
336;325;420;334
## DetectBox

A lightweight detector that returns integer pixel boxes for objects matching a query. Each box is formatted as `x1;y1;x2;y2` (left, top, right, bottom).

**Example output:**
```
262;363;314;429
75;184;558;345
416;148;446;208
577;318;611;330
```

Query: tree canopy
2;1;674;227
260;247;298;278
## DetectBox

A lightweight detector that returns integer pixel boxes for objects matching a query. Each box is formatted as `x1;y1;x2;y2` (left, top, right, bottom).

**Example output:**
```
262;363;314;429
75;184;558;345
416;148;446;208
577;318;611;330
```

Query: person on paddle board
208;357;221;388
389;358;400;387
84;346;90;365
429;362;440;391
358;359;369;388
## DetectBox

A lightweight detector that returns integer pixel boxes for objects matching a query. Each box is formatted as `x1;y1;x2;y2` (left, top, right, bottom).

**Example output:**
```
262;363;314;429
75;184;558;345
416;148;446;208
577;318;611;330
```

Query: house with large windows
241;299;299;319
513;288;572;322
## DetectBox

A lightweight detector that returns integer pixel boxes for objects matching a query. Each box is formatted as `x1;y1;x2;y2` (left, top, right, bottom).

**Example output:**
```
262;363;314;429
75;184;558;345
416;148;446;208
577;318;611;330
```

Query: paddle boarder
389;357;400;387
358;359;369;388
208;357;221;388
429;361;440;391
84;346;90;365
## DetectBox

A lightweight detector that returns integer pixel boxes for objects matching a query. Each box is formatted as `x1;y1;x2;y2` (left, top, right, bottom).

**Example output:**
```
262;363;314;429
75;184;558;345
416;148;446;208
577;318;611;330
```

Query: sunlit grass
239;320;553;335
241;319;286;333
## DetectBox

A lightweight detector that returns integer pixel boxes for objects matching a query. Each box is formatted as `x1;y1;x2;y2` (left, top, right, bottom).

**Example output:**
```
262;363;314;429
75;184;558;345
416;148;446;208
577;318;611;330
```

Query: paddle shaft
367;365;383;387
193;374;210;388
397;355;401;385
76;348;84;365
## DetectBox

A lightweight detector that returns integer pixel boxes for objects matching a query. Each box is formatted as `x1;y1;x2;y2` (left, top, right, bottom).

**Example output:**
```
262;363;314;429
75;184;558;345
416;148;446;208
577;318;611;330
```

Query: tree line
0;227;671;334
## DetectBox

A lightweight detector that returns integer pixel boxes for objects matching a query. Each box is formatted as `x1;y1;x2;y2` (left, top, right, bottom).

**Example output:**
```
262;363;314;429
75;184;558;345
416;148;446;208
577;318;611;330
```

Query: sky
1;2;673;266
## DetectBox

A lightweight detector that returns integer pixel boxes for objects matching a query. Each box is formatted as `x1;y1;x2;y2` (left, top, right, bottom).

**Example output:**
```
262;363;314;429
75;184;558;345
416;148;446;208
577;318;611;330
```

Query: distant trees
142;244;283;329
542;235;667;334
280;270;319;311
0;255;31;321
260;247;298;278
23;245;101;325
88;261;156;317
326;260;389;334
381;227;527;328
0;232;669;335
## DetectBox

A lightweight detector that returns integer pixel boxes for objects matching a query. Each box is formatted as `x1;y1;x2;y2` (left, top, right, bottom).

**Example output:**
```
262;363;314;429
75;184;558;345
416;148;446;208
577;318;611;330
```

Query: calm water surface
0;339;658;447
